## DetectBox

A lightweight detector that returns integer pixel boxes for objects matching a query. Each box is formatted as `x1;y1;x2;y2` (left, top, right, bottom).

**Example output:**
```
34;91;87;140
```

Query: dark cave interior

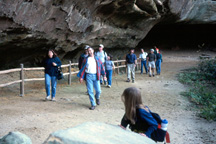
137;24;216;51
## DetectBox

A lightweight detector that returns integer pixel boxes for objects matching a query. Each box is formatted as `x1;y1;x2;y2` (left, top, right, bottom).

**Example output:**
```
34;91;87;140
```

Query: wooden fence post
20;64;24;97
68;61;71;85
117;60;119;74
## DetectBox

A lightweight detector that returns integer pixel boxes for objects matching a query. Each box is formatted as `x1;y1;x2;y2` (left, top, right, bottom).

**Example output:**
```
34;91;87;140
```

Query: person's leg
51;76;57;100
141;61;144;74
107;70;112;86
131;64;135;82
158;60;161;74
45;74;51;99
156;60;159;74
100;75;103;84
152;62;156;76
86;74;96;107
93;74;101;105
148;62;152;76
127;64;131;81
144;60;148;74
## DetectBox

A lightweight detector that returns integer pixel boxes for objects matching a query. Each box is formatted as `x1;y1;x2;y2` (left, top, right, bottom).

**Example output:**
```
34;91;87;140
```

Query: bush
178;59;216;120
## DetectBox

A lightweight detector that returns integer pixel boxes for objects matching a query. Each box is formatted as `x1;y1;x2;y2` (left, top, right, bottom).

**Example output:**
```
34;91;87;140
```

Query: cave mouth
137;24;216;51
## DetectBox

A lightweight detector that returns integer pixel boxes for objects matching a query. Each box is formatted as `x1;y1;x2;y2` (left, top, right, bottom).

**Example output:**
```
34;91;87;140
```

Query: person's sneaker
149;75;152;77
104;81;107;85
153;74;155;77
96;99;100;105
89;106;95;110
107;85;111;88
51;98;56;102
132;80;135;83
126;79;130;82
45;96;51;100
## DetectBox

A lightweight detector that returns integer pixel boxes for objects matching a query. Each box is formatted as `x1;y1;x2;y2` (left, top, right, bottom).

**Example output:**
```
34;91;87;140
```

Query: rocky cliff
0;0;215;68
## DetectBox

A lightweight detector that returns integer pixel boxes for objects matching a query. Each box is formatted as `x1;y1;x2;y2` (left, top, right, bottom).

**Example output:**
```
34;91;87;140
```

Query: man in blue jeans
77;47;106;110
139;48;148;74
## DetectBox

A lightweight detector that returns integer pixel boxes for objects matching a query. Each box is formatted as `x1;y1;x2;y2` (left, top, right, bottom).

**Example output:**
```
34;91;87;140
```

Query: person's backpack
150;112;170;143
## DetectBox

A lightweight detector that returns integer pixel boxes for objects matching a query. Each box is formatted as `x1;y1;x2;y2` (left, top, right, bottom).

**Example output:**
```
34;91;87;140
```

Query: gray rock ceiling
0;0;216;69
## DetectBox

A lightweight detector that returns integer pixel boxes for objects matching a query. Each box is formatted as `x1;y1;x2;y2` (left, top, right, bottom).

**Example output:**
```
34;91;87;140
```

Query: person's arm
77;58;87;81
112;61;115;69
139;108;158;138
120;114;130;129
154;54;156;63
53;57;62;67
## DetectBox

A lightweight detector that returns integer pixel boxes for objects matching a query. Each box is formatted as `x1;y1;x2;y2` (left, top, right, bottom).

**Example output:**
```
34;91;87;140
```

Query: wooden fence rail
0;59;141;96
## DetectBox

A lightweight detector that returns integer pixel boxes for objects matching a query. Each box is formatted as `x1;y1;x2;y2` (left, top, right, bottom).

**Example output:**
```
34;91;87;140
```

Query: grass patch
178;59;216;120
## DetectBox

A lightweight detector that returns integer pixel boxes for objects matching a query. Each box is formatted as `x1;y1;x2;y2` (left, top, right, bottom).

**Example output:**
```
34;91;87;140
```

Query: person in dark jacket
44;49;62;101
78;45;89;70
120;87;158;139
155;48;162;75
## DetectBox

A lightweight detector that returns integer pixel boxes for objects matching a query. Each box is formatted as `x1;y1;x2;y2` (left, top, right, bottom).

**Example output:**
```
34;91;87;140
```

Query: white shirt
139;52;148;61
85;57;97;74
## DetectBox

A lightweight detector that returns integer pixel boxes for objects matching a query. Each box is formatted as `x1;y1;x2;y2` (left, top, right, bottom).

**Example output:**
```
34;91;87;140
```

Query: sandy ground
0;50;216;144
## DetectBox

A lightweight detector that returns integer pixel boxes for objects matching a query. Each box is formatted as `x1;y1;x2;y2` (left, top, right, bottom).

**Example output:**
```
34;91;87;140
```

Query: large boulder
43;122;156;144
0;131;32;144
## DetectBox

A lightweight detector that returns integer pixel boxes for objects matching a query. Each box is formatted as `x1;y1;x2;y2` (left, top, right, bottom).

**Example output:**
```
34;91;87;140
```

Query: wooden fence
0;59;141;96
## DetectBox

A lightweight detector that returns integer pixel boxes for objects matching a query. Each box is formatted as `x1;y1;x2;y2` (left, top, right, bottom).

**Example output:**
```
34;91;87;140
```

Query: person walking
77;47;106;110
78;45;89;70
95;44;107;85
155;48;162;75
126;48;137;83
139;48;148;74
147;49;156;77
43;49;62;101
105;55;115;88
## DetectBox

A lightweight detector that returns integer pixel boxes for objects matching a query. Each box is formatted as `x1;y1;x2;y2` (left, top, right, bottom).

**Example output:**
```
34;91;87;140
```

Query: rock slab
0;131;32;144
43;122;156;144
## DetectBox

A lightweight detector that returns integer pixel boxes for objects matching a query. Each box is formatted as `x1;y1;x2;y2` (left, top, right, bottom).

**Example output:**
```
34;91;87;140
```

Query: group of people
126;47;162;83
42;45;167;142
43;45;162;107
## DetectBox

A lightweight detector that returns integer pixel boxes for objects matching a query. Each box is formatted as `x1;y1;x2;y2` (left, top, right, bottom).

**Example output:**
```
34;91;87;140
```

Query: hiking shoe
51;98;56;102
45;96;51;101
126;79;130;82
89;106;96;110
96;99;100;105
107;85;111;88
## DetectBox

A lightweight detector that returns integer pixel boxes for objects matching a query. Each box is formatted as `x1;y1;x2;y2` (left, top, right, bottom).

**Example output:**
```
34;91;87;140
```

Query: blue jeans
100;63;107;84
106;70;113;86
141;60;148;74
45;74;57;98
86;73;101;106
156;60;162;74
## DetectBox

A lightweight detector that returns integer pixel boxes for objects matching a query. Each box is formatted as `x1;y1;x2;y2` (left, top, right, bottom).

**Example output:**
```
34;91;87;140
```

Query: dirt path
0;50;216;144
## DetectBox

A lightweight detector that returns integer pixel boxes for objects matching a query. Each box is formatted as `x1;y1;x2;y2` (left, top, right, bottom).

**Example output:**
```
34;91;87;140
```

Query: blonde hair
121;87;143;124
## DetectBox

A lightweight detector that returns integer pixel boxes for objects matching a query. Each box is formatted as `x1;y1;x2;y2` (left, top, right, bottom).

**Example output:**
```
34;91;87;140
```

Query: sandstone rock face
169;0;216;23
0;131;32;144
0;0;215;68
43;122;156;144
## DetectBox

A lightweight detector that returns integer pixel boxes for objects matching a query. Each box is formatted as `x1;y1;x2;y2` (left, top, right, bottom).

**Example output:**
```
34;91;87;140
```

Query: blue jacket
121;107;158;138
44;57;62;76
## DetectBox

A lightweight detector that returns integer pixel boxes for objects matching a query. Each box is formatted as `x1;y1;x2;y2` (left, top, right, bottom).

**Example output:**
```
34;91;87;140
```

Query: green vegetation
178;59;216;120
